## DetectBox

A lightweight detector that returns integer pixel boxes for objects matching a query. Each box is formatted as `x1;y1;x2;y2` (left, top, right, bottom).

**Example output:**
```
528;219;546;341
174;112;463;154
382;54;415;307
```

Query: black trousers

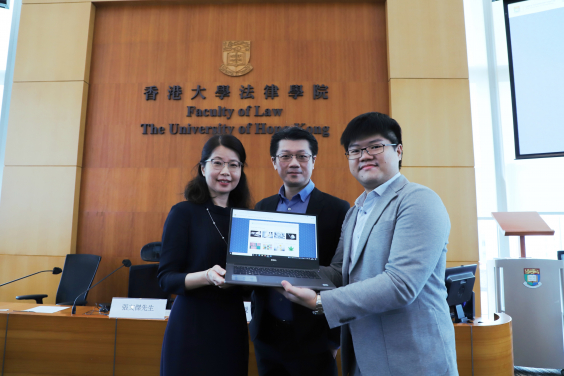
253;339;337;376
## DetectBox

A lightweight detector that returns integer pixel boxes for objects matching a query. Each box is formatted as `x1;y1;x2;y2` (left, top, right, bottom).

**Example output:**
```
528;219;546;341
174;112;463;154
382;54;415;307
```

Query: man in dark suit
250;127;350;376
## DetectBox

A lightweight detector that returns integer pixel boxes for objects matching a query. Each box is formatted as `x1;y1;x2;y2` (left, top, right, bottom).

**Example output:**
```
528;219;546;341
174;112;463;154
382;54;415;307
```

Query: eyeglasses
275;154;313;162
204;159;242;171
345;144;397;160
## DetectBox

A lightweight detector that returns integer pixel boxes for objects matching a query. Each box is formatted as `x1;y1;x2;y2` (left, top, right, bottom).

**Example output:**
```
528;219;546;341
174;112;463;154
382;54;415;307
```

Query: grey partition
487;258;564;369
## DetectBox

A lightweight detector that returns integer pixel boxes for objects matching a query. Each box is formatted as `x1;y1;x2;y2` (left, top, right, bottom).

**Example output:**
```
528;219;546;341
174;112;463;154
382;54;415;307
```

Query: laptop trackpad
232;275;258;282
259;276;287;284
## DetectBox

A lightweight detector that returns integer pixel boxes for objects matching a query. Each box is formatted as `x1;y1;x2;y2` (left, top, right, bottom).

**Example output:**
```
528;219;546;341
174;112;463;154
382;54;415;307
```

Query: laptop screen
227;209;319;268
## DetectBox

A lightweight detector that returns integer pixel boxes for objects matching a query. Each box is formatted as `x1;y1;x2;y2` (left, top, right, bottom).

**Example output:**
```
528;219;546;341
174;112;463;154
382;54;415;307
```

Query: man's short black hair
340;112;403;168
270;127;319;158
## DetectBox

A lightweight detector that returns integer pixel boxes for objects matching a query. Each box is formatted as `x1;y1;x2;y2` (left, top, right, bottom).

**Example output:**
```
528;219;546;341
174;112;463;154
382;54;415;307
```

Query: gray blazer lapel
349;176;409;273
341;206;358;285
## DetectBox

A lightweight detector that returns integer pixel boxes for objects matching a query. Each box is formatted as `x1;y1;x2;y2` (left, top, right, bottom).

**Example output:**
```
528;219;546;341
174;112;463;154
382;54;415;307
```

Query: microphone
0;267;63;287
71;259;131;314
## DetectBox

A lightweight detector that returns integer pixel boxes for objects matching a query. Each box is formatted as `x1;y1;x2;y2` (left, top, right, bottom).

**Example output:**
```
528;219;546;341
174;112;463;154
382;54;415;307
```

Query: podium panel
115;319;166;376
454;313;514;376
0;315;6;372
487;258;564;368
4;313;115;375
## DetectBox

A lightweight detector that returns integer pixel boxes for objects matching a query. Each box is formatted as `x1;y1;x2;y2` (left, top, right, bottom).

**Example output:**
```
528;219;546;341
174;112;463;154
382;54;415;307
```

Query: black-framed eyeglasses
345;144;397;160
204;159;242;171
275;154;313;162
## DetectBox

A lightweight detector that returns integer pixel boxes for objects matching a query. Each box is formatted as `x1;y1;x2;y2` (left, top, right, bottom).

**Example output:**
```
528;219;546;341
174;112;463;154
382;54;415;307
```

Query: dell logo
271;259;277;261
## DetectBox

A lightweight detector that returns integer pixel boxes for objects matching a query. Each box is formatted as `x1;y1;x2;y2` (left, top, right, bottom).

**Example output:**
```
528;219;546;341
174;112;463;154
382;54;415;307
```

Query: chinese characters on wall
141;83;331;137
143;84;329;101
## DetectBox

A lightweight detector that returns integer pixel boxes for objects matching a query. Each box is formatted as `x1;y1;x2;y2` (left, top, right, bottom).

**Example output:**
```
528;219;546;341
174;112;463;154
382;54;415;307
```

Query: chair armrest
16;294;48;304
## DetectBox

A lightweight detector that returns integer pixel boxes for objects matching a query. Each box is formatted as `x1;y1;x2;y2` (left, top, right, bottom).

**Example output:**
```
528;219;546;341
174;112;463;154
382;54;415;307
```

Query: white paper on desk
23;306;69;313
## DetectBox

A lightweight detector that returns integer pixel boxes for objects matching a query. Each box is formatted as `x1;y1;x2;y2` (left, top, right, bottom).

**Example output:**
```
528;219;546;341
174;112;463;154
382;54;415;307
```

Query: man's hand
279;280;317;310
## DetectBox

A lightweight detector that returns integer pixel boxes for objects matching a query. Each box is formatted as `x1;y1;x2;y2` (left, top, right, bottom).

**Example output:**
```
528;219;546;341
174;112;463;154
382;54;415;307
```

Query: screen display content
229;209;317;261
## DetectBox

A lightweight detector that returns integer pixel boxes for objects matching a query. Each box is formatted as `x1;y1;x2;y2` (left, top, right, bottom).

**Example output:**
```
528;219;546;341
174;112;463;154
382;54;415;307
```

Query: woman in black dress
158;135;251;376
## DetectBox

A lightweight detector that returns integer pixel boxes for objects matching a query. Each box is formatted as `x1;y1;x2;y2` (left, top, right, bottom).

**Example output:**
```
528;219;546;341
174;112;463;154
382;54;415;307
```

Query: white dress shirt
349;172;401;273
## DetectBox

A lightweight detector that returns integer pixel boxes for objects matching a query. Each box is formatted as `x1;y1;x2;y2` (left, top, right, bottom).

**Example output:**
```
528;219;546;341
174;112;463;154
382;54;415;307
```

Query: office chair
140;241;162;262
128;241;172;308
128;264;169;300
16;253;101;305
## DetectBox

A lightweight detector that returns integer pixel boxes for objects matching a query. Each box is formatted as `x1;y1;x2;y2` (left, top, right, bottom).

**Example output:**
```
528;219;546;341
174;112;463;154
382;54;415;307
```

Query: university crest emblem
523;268;542;288
220;41;253;77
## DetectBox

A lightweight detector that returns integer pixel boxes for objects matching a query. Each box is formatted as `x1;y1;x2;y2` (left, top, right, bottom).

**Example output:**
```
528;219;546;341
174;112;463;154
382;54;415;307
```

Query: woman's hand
205;265;227;288
184;265;228;290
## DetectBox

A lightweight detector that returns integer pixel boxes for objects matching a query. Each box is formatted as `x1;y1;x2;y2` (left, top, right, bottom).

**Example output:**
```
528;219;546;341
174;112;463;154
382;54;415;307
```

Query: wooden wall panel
80;2;389;303
13;3;95;83
5;82;89;167
386;0;468;79
0;255;66;303
0;166;82;256
0;0;96;307
390;79;474;167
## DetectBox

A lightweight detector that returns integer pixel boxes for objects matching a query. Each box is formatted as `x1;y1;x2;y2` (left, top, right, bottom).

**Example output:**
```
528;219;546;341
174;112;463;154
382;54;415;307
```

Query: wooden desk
2;302;511;376
1;302;153;376
454;313;514;376
0;302;260;376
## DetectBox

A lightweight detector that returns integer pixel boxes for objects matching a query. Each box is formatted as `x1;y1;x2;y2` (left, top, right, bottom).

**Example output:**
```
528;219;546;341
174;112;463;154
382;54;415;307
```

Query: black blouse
157;200;232;296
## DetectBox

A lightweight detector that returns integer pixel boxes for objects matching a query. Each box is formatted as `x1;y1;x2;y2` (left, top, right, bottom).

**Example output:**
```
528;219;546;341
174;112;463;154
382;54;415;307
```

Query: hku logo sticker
220;41;253;77
524;268;542;288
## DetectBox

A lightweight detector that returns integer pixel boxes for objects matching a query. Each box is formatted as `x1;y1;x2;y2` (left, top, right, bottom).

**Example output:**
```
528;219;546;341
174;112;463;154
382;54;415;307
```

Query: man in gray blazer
280;112;458;376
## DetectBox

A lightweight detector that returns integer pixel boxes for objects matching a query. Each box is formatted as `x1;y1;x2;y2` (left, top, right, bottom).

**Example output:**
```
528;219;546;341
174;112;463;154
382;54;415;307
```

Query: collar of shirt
278;180;315;203
276;180;315;214
354;172;401;213
349;172;401;273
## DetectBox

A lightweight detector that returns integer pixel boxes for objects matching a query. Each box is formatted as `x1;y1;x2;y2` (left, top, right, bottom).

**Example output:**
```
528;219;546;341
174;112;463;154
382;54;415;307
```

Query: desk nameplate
109;297;167;319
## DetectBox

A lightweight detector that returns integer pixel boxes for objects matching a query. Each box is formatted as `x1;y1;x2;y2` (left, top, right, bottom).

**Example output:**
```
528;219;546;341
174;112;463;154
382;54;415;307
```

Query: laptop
224;208;336;290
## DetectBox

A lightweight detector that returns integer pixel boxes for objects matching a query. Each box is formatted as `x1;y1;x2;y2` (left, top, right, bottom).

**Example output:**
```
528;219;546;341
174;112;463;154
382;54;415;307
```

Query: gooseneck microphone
0;267;63;287
71;259;132;314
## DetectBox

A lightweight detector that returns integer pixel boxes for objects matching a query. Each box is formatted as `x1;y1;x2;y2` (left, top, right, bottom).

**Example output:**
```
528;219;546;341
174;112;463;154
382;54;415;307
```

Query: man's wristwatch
312;293;324;315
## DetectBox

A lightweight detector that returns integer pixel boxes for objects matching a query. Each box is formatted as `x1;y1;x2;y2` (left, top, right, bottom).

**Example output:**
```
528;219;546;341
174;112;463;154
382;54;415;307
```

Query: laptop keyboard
233;266;321;279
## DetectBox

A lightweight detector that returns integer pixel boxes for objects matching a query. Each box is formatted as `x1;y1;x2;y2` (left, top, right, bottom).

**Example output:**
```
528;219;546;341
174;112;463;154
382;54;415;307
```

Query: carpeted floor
514;367;564;375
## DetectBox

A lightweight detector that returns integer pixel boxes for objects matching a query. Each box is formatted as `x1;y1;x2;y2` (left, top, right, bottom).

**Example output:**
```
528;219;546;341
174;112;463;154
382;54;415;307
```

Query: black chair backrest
128;264;169;300
140;242;162;262
55;254;101;305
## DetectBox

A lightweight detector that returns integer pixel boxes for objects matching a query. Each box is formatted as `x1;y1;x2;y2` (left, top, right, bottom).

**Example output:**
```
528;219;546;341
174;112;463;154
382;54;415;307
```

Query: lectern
491;211;554;258
488;212;564;370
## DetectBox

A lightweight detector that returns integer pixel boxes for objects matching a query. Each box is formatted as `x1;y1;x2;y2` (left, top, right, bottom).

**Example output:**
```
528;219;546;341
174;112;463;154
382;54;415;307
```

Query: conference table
1;302;511;376
0;302;263;376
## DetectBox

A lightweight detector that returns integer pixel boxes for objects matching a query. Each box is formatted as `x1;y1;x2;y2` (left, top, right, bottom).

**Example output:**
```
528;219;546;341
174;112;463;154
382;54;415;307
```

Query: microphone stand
0;269;61;287
71;261;131;315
